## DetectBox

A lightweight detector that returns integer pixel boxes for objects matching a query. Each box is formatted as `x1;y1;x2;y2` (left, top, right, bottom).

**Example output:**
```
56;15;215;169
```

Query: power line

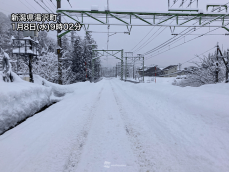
40;0;54;13
0;8;12;13
142;17;216;57
143;28;193;56
67;0;72;8
34;0;49;13
44;0;56;11
19;0;36;13
133;26;165;53
140;3;229;57
144;26;225;61
180;46;216;65
186;0;197;8
24;0;38;12
49;0;57;8
130;27;155;51
133;19;175;53
136;13;229;64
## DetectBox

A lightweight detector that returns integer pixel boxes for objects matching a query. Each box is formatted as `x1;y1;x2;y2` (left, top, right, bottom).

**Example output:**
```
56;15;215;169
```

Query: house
138;65;162;76
161;65;178;77
144;66;162;76
184;66;198;73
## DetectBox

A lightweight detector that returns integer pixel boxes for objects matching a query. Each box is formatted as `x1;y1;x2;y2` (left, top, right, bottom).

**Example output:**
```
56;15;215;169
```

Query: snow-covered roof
23;37;33;40
13;48;37;55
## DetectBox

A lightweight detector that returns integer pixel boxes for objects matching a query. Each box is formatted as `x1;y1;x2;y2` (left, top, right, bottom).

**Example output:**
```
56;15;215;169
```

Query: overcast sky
1;0;229;69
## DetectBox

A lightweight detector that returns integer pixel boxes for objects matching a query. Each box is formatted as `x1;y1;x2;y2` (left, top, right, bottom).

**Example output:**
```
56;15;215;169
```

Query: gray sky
1;0;229;69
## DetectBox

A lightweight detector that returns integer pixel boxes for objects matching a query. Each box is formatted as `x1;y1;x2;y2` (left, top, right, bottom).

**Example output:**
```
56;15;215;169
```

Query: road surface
0;78;228;172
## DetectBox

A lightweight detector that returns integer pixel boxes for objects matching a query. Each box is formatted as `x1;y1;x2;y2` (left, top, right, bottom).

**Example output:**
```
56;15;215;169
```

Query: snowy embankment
0;72;52;134
0;72;81;134
33;75;77;103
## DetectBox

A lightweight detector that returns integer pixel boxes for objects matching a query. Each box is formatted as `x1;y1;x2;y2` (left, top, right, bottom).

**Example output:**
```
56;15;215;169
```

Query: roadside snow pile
0;72;52;134
33;75;76;98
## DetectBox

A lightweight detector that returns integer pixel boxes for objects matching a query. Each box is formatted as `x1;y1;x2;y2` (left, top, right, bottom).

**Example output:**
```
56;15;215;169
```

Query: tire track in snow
63;87;104;172
110;83;155;172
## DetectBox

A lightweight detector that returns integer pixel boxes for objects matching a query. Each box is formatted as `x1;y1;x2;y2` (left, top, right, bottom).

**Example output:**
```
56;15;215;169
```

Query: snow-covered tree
33;52;58;83
174;51;227;87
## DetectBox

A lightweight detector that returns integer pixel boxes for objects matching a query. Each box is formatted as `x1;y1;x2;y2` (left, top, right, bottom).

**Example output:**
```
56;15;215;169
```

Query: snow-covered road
0;78;228;172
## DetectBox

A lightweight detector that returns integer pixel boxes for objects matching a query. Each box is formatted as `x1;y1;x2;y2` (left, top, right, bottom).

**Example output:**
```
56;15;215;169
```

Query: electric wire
133;18;184;53
24;0;39;12
19;0;36;13
67;0;72;8
135;23;189;55
142;3;229;58
133;12;227;65
143;28;193;56
0;7;12;13
211;2;229;12
133;26;166;53
34;0;49;13
180;46;216;65
186;0;197;8
145;26;225;61
40;0;54;13
170;0;179;8
44;0;56;11
142;15;220;57
133;21;226;66
180;0;188;7
144;14;226;56
49;0;57;8
130;27;155;51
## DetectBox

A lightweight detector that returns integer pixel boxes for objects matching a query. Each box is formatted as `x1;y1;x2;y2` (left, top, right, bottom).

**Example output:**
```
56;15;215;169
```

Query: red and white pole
155;66;156;83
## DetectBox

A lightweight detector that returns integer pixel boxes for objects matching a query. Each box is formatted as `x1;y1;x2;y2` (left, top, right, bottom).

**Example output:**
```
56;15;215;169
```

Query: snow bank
0;72;52;134
33;75;78;97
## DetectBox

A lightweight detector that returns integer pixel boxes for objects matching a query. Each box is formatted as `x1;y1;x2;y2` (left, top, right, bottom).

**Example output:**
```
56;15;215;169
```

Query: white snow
13;48;37;54
0;77;228;171
3;52;9;59
91;5;99;11
0;72;52;134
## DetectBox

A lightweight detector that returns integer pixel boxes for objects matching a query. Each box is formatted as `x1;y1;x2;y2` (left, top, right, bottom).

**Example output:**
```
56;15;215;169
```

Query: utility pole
57;0;62;85
155;66;156;83
121;49;124;81
143;56;144;82
116;64;117;77
138;54;144;82
216;43;219;83
28;54;34;83
133;64;134;79
216;43;229;83
71;31;76;49
227;50;229;82
125;56;127;81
